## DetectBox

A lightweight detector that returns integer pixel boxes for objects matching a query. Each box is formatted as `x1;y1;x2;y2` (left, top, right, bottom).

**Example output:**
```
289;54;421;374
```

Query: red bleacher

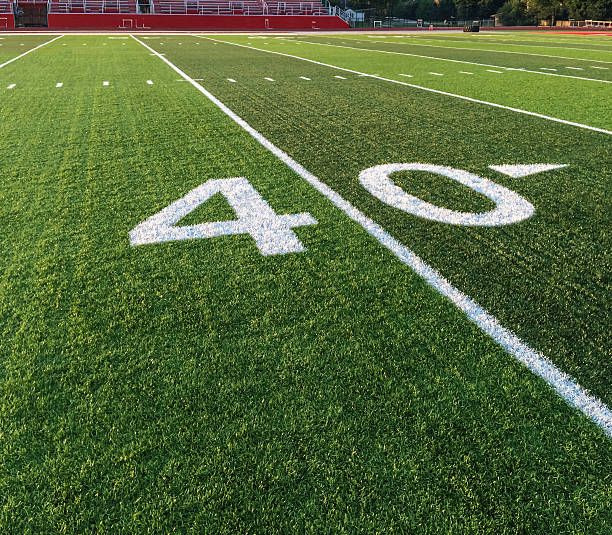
49;0;137;13
152;0;265;15
266;1;326;15
47;0;328;15
10;0;348;29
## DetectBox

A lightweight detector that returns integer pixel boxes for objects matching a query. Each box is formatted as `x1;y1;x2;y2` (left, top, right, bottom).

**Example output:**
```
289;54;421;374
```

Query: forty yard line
200;37;612;136
0;34;64;70
292;39;612;84
320;36;612;65
131;34;612;437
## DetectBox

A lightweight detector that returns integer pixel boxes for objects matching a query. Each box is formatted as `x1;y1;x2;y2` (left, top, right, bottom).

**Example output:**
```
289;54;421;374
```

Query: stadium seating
47;0;326;15
48;0;136;13
0;0;12;12
151;0;265;15
266;0;327;15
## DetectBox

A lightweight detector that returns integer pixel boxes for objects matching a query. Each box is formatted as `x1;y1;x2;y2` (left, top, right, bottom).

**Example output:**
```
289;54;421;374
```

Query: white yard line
380;35;612;54
460;71;473;74
132;34;612;437
200;38;612;136
429;72;444;76
325;36;612;64
56;82;63;87
487;69;503;73
290;39;612;84
0;34;64;70
146;80;154;85
299;76;311;80
265;77;275;81
103;81;109;86
7;83;15;89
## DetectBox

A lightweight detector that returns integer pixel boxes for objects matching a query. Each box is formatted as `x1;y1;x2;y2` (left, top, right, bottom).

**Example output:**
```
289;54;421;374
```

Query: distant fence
539;19;612;28
350;17;494;29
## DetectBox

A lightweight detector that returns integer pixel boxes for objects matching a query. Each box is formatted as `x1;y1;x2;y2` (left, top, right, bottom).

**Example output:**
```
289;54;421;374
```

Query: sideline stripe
200;38;612;136
0;34;64;70
293;39;612;84
132;34;612;437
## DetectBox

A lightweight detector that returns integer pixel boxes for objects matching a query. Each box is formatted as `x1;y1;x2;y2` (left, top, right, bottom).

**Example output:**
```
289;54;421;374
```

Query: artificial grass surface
0;34;610;533
161;35;611;406
304;34;612;82
0;35;59;64
208;35;612;130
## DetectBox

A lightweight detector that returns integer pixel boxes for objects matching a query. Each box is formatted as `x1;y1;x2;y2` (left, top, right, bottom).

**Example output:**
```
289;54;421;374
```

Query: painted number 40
130;164;566;256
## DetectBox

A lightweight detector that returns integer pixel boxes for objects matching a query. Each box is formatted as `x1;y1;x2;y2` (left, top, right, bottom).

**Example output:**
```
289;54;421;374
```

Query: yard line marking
334;75;346;79
487;70;503;73
321;36;612;64
103;81;109;86
591;66;608;70
460;71;473;74
265;77;275;81
384;35;612;54
227;78;237;82
299;76;311;80
0;34;63;70
541;68;557;71
201;38;612;136
567;67;583;70
146;80;154;85
56;82;63;87
134;34;612;437
283;39;612;84
430;72;444;76
7;83;15;89
398;73;413;77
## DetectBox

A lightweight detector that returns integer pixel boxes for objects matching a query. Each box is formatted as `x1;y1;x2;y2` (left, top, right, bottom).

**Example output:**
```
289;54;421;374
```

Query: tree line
343;0;612;25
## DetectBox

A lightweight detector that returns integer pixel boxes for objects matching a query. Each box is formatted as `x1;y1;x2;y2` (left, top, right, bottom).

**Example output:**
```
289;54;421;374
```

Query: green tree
497;0;533;24
453;0;479;18
478;0;505;17
526;0;567;24
415;0;436;20
563;0;612;19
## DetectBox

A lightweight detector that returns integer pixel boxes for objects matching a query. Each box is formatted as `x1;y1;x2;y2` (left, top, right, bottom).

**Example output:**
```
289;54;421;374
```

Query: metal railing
46;0;332;15
48;0;135;13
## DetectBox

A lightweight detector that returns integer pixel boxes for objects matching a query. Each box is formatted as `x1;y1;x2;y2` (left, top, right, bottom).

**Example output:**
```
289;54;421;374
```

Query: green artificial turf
0;34;610;534
211;35;612;130
0;35;60;64
163;34;612;406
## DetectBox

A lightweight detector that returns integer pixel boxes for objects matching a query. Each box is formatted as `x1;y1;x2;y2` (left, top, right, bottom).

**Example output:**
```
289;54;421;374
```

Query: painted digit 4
129;177;317;256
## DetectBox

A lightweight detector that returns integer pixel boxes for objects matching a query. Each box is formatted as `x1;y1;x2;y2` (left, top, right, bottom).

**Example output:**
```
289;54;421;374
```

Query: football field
0;31;611;533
